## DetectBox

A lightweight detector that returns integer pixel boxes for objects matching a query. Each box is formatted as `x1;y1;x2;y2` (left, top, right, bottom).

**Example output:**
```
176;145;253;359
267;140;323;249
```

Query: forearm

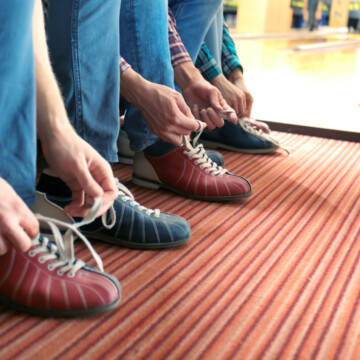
174;61;203;91
33;0;73;143
120;68;153;107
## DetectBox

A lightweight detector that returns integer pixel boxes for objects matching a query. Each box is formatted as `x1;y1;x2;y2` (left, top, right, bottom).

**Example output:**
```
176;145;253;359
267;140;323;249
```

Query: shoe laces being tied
32;198;104;277
113;179;161;218
218;110;295;156
183;120;227;177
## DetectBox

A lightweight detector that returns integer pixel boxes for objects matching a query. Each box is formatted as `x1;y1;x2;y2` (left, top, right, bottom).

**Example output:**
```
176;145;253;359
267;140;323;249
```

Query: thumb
209;90;225;111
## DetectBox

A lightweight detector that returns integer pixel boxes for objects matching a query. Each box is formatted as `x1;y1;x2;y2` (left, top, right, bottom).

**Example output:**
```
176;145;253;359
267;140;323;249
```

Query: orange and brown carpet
1;132;359;360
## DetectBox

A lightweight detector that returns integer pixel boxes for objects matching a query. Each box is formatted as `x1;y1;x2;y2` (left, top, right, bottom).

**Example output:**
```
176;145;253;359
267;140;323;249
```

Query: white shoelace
218;110;295;156
182;121;228;177
32;198;104;277
101;180;160;222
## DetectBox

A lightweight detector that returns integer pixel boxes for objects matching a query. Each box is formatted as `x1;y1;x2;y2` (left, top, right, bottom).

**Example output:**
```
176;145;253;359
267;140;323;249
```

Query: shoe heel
132;176;160;190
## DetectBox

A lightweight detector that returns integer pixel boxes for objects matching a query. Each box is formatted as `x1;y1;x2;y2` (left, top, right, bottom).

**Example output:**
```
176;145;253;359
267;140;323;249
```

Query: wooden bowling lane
234;34;360;134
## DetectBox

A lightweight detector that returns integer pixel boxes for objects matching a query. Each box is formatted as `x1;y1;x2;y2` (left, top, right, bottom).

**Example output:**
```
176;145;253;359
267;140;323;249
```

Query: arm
195;42;222;82
168;9;236;128
220;20;254;117
120;66;199;146
33;0;117;217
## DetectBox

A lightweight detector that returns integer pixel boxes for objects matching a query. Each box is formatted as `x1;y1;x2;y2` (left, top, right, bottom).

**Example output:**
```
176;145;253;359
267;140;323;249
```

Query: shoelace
218;110;295;156
31;198;104;277
183;121;228;177
108;179;160;219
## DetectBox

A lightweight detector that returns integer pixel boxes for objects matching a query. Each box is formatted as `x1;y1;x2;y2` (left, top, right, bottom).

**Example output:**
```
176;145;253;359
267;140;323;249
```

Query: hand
0;178;39;255
232;77;254;118
211;73;254;118
121;69;199;146
40;125;118;218
174;62;236;129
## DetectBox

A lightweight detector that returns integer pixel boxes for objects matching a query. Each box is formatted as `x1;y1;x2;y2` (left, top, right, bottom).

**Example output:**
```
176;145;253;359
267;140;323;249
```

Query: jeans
203;6;223;69
120;0;222;151
45;0;122;162
0;0;36;207
308;0;320;27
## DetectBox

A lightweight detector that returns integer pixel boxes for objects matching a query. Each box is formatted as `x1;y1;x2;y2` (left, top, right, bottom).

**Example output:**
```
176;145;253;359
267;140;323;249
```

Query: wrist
229;67;244;83
210;73;227;87
37;113;74;146
174;61;203;90
120;69;151;106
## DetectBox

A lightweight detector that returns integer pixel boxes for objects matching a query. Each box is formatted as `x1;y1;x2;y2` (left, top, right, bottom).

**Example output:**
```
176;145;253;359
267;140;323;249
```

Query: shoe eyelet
28;250;35;257
57;270;64;276
68;272;75;278
38;257;45;264
199;165;204;169
47;264;54;271
194;160;199;164
205;170;210;174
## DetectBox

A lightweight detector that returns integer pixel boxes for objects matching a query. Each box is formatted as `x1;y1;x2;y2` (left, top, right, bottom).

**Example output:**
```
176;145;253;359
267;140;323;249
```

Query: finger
64;204;91;218
5;223;32;253
192;104;200;119
84;163;117;216
0;238;9;255
19;208;40;239
240;96;247;117
200;109;218;130
68;189;85;209
207;108;225;128
75;165;104;200
209;91;224;111
174;112;200;133
176;96;195;119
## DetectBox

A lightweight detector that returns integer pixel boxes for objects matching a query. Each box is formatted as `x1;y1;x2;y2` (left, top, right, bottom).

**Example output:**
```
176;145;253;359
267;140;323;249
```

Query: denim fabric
308;0;320;27
45;0;121;162
169;0;223;61
0;0;36;207
203;7;223;68
120;0;173;151
120;0;222;152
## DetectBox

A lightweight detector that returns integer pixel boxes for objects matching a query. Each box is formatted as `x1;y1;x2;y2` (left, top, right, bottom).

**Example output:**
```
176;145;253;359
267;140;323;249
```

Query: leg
120;0;173;151
45;0;121;162
169;0;223;62
0;0;121;317
203;6;223;68
0;0;37;207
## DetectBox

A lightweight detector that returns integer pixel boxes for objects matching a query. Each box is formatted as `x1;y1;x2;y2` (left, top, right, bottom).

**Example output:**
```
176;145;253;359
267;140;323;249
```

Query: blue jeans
203;6;223;69
308;0;320;27
120;0;222;151
45;0;121;162
0;0;36;207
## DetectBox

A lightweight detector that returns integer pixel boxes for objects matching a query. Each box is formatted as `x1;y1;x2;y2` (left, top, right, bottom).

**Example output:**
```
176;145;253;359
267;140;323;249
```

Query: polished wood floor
234;32;360;134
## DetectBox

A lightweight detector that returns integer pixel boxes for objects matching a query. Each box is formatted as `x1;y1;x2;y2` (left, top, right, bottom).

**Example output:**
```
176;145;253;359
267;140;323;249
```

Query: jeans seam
71;0;84;137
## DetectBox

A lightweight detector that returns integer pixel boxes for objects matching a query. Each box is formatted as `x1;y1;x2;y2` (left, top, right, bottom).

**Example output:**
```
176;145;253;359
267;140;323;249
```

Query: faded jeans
0;0;36;206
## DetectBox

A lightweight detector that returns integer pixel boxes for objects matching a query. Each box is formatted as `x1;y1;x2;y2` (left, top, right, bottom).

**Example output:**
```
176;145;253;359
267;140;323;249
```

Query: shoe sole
40;228;190;250
117;154;134;165
82;232;190;250
200;139;279;154
132;175;252;201
0;287;121;318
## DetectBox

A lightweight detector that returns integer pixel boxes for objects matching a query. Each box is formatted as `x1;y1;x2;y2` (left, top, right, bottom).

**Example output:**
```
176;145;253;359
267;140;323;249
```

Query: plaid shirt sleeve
195;42;222;81
168;8;192;67
119;56;131;74
222;20;243;78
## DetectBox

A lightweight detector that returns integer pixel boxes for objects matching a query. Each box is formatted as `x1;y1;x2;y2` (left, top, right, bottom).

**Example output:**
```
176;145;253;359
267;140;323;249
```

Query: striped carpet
1;132;360;360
